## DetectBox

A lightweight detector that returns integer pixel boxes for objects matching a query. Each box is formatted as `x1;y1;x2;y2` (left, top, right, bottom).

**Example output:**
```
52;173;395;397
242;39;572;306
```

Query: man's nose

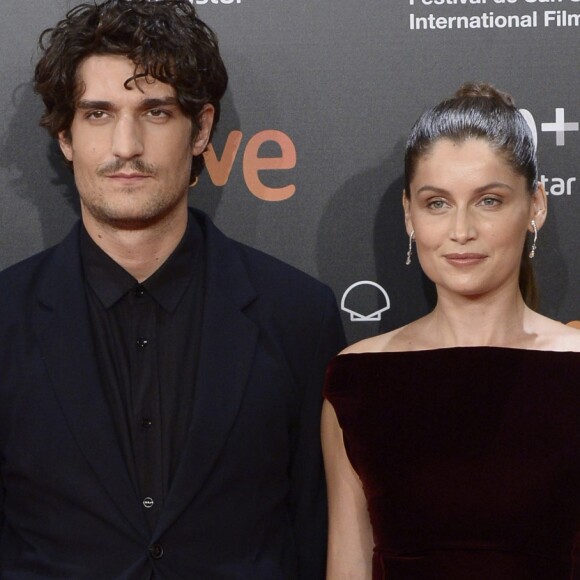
111;116;144;159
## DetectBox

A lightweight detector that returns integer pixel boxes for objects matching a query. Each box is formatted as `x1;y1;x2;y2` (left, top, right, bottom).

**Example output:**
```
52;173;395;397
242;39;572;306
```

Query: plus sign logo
541;108;579;146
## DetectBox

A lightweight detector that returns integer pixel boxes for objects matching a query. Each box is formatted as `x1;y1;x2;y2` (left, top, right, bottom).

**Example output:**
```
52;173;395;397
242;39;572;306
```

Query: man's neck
81;209;189;283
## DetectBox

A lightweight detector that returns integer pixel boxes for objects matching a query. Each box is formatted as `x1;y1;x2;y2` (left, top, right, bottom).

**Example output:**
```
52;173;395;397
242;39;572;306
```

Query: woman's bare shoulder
339;318;429;355
532;314;580;352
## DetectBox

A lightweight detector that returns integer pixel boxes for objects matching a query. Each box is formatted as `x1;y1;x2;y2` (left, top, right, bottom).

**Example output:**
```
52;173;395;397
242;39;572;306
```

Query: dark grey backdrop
1;0;578;344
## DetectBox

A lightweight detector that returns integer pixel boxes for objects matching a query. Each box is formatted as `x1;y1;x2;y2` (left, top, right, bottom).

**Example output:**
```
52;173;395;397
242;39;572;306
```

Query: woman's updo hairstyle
404;82;540;309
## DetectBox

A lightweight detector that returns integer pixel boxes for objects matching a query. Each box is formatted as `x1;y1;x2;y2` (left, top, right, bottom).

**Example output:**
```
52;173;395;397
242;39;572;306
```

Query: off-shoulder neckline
337;346;580;356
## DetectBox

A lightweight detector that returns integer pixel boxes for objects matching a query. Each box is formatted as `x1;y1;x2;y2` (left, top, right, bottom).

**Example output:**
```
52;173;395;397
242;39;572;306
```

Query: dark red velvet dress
324;348;580;579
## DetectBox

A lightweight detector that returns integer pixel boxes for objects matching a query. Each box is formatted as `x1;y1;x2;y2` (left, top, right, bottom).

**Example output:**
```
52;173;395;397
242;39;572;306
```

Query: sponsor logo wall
0;0;577;344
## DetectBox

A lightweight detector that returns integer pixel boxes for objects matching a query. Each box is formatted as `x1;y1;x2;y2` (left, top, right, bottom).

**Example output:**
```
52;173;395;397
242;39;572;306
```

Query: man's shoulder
195;209;346;361
0;224;79;305
0;250;54;329
197;209;333;304
238;241;329;296
0;246;56;289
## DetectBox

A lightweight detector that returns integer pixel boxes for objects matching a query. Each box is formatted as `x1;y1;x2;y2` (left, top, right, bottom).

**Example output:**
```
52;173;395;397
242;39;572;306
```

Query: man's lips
107;173;151;179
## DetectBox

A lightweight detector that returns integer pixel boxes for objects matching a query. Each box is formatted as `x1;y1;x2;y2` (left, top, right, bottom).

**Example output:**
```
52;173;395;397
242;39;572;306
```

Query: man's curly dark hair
34;0;228;180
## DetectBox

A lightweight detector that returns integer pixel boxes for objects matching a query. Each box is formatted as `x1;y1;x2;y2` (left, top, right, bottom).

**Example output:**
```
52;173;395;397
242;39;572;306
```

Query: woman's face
403;138;546;301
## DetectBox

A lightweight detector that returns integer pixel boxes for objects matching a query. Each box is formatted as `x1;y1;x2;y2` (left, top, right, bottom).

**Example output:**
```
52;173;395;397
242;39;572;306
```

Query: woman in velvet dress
322;84;580;580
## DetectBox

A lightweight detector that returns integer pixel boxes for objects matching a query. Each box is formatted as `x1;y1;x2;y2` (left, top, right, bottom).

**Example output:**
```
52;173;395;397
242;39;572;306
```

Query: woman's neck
423;285;539;349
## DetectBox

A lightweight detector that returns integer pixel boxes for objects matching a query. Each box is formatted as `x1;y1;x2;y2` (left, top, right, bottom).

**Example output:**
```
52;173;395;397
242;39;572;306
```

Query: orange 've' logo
204;130;296;202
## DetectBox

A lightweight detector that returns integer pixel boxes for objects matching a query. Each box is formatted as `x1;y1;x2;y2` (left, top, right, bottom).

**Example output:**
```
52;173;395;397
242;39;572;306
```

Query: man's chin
82;201;185;231
107;211;170;229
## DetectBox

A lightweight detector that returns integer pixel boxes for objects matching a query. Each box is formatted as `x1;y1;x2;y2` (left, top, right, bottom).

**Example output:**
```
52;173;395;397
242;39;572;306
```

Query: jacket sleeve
287;289;346;579
0;474;4;540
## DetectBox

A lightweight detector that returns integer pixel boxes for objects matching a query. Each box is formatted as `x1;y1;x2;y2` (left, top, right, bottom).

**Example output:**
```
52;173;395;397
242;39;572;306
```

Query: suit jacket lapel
155;213;259;536
35;226;148;542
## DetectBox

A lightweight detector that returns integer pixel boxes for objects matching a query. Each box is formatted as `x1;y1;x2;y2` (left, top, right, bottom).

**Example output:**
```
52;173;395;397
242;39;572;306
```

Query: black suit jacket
0;209;346;579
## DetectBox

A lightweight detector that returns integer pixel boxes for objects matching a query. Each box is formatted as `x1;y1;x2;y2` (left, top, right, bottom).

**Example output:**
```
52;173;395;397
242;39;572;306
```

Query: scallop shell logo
341;281;390;322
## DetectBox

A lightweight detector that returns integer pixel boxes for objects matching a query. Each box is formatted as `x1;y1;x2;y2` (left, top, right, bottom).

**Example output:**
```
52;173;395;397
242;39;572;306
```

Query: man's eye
87;111;106;120
148;109;168;118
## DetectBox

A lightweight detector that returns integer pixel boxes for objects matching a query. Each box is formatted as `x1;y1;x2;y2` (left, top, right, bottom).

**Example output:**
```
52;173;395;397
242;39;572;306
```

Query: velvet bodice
324;348;580;579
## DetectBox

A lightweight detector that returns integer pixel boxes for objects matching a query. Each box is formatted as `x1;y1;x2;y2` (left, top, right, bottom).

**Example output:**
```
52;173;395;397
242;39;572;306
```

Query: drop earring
405;230;415;266
529;220;537;259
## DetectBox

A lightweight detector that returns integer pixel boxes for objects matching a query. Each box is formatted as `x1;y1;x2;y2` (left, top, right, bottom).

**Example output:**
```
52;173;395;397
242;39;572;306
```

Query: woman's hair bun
454;82;515;107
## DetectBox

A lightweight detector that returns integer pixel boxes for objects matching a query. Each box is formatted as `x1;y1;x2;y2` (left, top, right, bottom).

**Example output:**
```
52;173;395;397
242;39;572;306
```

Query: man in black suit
0;1;345;578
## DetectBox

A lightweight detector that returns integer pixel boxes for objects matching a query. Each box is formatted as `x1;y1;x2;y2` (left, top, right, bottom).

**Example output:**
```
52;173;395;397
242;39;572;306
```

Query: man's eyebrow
76;97;180;110
76;99;113;110
139;97;180;109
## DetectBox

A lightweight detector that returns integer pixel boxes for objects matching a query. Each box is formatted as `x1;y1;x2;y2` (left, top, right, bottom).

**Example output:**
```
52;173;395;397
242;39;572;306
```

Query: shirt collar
80;214;204;312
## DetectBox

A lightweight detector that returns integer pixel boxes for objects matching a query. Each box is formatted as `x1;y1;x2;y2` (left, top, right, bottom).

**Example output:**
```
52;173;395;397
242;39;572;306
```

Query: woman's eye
480;197;501;207
428;199;446;210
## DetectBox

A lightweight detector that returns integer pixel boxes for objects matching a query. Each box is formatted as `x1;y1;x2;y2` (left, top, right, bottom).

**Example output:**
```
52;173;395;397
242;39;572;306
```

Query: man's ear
402;191;413;236
192;104;215;157
58;131;73;162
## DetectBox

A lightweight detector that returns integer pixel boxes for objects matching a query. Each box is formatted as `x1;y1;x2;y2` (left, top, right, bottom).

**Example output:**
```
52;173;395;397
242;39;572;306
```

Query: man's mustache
96;159;157;177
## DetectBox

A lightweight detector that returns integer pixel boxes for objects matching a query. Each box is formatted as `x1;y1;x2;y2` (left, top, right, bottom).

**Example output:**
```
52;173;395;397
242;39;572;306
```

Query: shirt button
148;543;164;559
136;337;148;348
143;497;154;509
134;285;145;297
141;418;153;429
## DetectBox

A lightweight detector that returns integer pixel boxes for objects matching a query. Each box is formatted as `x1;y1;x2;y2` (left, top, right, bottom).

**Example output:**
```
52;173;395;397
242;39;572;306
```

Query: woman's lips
443;253;487;266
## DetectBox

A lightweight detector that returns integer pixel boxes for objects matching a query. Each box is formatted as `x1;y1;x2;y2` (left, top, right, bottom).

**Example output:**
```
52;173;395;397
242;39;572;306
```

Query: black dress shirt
80;216;205;530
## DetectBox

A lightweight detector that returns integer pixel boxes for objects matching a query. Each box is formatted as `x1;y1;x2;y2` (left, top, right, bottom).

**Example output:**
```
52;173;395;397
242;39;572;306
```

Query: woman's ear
529;181;548;231
402;191;413;236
